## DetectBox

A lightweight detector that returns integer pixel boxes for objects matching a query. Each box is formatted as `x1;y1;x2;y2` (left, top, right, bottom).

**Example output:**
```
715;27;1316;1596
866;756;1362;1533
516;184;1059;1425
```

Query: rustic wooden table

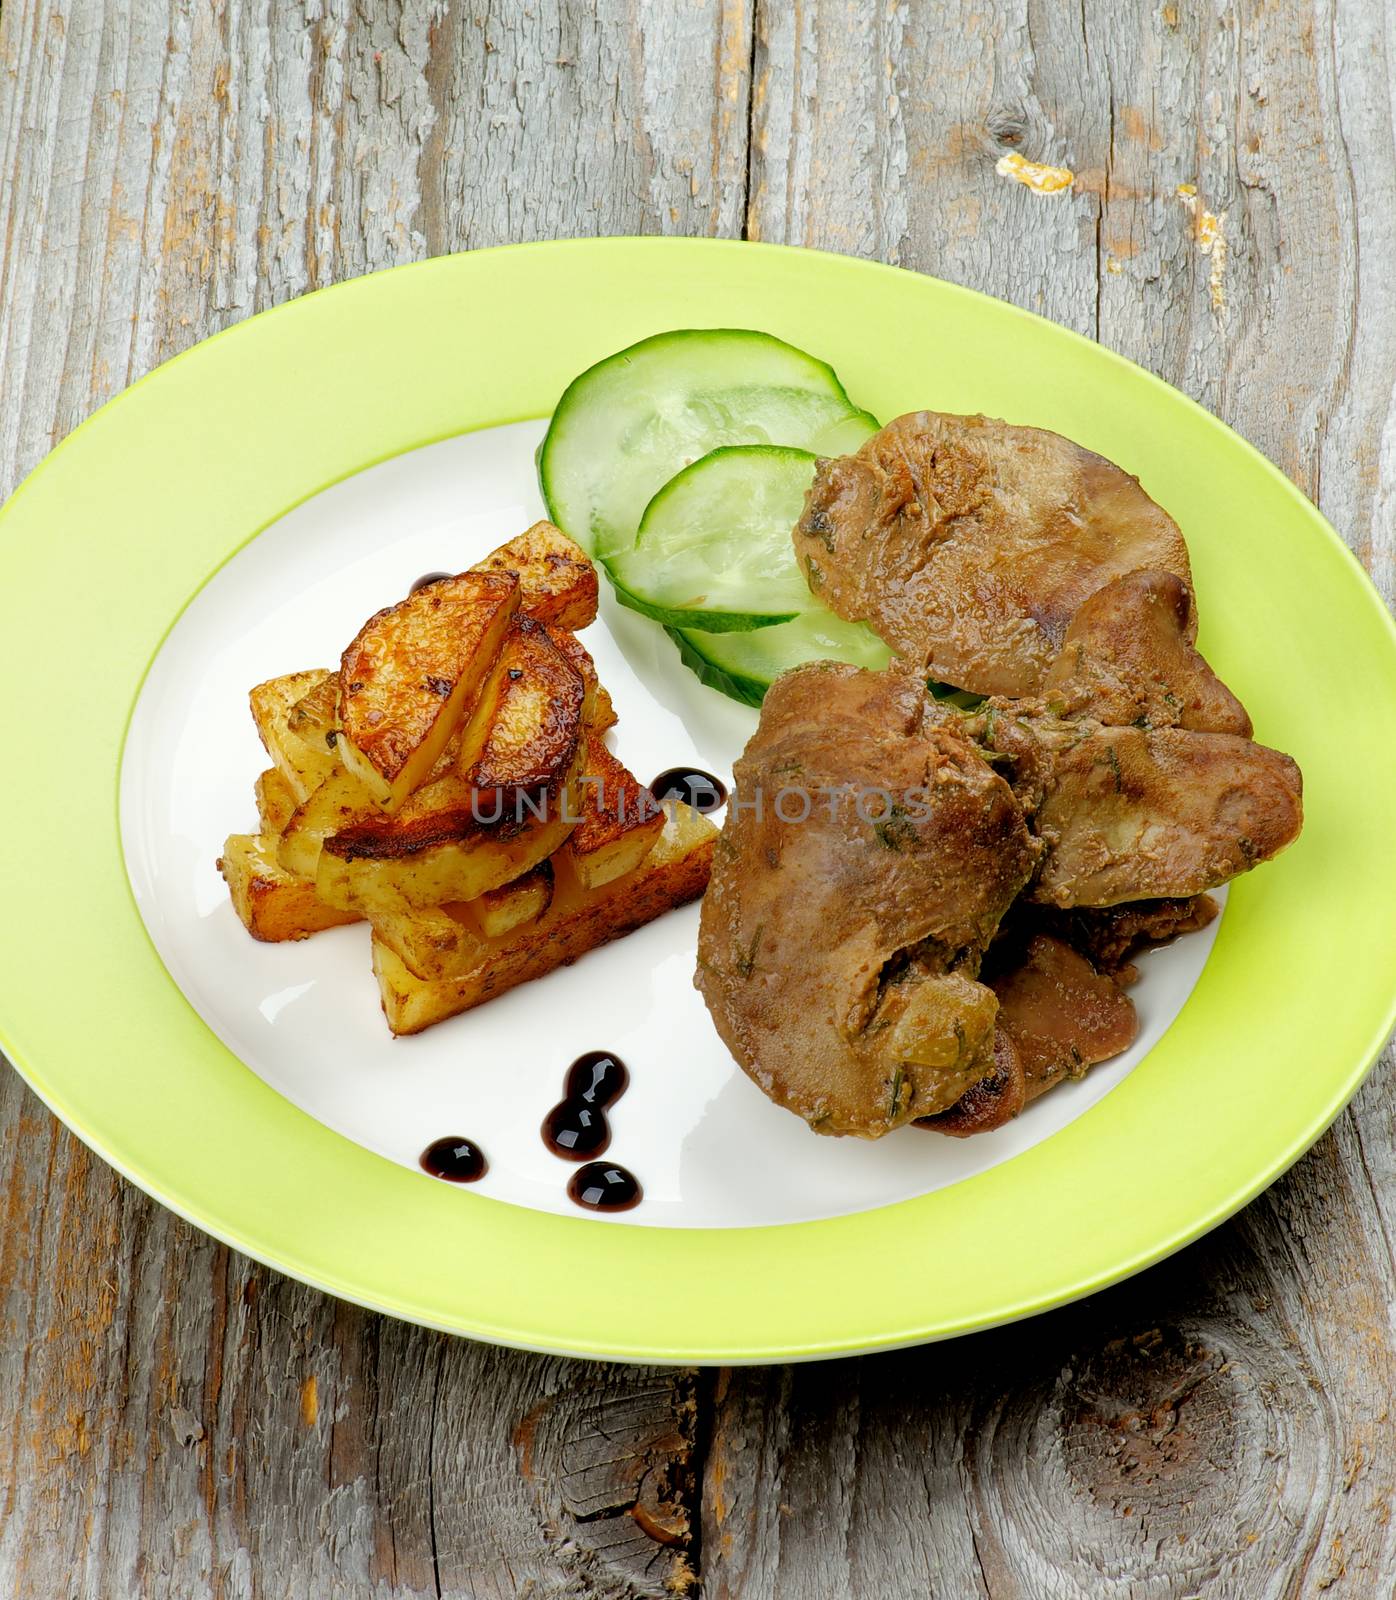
2;3;1393;1595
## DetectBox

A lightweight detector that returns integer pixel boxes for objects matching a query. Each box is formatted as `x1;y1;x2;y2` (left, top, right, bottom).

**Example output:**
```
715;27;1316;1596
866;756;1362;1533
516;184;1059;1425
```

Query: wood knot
512;1371;699;1597
985;109;1028;149
966;1310;1335;1590
1057;1325;1236;1503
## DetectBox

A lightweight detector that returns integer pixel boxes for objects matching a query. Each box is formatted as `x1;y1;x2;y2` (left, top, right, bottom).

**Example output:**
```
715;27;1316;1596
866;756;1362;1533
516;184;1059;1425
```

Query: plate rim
1;236;1393;1364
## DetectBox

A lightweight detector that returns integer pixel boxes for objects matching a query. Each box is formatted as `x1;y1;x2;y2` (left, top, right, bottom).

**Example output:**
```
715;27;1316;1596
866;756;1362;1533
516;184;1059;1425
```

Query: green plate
1;239;1392;1364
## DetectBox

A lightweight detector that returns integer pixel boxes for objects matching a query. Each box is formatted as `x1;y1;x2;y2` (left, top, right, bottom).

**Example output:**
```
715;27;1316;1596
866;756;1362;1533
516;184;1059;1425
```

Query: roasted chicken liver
696;664;1040;1137
1035;894;1219;978
1041;569;1252;736
919;899;1216;1135
696;410;1304;1138
793;413;1193;696
922;931;1141;1138
974;711;1303;907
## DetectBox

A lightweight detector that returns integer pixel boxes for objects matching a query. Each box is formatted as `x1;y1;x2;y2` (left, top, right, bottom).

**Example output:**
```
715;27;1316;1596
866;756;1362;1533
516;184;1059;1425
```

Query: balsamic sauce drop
419;1136;488;1183
543;1051;630;1162
649;767;727;814
567;1161;643;1212
410;570;453;594
542;1099;611;1160
566;1050;630;1106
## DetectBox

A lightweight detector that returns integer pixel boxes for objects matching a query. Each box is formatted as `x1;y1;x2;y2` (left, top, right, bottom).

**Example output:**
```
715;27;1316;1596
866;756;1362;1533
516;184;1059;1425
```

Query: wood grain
1;0;1394;1595
713;3;1396;1596
0;3;737;1594
0;1074;701;1597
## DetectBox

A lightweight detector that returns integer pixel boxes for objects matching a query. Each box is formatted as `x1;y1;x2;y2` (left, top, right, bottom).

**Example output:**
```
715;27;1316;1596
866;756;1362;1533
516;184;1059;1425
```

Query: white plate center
119;421;1222;1228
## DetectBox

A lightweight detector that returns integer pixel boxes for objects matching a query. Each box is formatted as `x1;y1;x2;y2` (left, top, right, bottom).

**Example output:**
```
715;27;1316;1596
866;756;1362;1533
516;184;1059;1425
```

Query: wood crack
742;0;759;239
426;1338;445;1600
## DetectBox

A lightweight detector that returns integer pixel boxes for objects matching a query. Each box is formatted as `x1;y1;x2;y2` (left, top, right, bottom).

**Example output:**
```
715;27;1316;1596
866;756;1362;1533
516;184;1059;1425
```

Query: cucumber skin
668;609;893;706
611;576;799;634
670;632;977;710
833;408;882;444
665;626;770;707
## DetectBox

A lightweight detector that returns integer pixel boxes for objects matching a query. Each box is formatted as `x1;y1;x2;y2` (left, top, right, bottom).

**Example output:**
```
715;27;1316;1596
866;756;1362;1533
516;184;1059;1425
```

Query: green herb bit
734;925;764;979
873;804;919;852
1097;743;1124;792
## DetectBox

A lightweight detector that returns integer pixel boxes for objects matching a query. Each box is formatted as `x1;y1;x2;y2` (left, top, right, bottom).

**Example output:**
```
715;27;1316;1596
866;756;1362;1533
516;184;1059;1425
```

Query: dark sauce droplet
410;570;453;594
419;1136;488;1183
542;1100;611;1160
567;1161;643;1212
543;1051;630;1162
567;1050;630;1106
650;767;727;814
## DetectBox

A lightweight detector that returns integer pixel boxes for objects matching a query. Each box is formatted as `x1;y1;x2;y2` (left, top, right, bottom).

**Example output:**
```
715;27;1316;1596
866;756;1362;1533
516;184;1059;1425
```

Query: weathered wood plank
417;0;752;251
0;0;754;500
704;1236;1358;1598
707;0;1396;1595
0;2;746;1594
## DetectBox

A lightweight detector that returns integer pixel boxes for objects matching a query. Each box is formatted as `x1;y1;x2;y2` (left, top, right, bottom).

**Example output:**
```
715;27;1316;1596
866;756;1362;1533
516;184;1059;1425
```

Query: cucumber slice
610;445;820;632
539;329;877;560
669;608;893;707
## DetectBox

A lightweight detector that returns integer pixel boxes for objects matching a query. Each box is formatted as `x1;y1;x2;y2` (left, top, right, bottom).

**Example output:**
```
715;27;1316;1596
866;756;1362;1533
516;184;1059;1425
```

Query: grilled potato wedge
369;861;555;980
254;767;299;835
468;860;556;938
316;739;586;911
316;616;588;911
250;670;340;801
284;622;586;896
274;725;476;882
219;834;362;942
365;727;642;977
338;571;518;812
470;521;598;631
372;800;717;1034
550;628;616;734
277;767;376;881
287;672;340;750
454;615;586;795
565;741;664;889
